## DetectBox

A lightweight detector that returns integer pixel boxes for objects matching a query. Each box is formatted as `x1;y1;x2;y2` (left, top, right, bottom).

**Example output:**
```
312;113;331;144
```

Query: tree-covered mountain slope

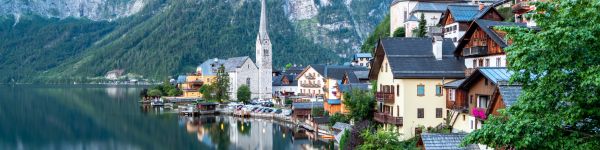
0;0;390;83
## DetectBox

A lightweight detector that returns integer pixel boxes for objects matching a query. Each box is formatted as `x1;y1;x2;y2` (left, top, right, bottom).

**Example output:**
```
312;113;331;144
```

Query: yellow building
177;68;216;98
369;37;465;140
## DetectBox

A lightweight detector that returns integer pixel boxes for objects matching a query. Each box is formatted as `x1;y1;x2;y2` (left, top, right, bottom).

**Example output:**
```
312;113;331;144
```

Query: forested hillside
0;0;390;83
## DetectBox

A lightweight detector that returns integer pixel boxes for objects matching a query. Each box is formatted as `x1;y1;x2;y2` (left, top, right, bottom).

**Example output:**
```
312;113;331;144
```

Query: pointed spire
259;0;268;38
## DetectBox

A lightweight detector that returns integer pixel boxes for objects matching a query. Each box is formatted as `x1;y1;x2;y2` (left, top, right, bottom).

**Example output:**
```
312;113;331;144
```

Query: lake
0;85;335;150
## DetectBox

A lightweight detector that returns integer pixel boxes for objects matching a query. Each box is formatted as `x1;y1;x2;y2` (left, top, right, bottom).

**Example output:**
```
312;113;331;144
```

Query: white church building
197;0;273;101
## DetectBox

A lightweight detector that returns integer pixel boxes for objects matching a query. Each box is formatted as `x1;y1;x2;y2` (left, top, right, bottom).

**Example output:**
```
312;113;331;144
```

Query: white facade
255;0;273;100
228;59;260;100
443;22;466;45
297;67;325;97
464;55;506;68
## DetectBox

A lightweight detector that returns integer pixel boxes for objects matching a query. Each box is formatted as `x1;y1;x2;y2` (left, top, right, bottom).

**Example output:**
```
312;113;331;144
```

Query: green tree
343;89;375;122
199;84;215;100
463;0;600;149
328;113;349;127
285;63;293;70
360;14;391;53
215;65;230;102
147;89;162;97
414;13;427;37
359;127;415;150
339;130;349;150
236;84;251;104
392;27;405;37
167;88;182;96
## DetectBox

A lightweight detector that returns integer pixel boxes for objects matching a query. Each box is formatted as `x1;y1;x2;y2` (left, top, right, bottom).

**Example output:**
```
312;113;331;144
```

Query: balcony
375;92;395;104
374;112;403;125
463;46;488;56
301;83;321;88
305;75;316;80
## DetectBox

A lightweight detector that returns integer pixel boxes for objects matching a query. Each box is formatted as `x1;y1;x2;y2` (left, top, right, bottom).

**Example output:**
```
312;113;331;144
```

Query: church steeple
255;0;272;100
258;0;269;40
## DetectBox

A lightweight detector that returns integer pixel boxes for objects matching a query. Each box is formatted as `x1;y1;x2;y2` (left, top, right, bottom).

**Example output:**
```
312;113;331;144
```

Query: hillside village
137;0;596;149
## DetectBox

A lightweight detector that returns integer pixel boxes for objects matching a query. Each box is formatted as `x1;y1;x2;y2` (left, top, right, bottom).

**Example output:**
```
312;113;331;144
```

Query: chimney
433;36;443;60
479;3;485;11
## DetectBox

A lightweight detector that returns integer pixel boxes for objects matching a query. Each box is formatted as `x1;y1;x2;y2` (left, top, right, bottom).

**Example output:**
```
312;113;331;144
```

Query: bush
329;113;349;127
236;85;251;104
339;130;350;150
311;107;325;117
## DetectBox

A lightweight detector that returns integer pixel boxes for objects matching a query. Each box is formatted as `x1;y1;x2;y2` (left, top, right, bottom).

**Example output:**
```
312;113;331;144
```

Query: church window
246;78;251;87
264;49;269;56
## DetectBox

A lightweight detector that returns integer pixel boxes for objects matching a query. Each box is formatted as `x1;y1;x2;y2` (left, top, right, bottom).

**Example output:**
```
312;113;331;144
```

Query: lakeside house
369;37;465;140
454;19;526;76
296;65;327;98
272;73;298;104
291;102;324;122
445;67;522;133
439;3;505;45
176;67;217;98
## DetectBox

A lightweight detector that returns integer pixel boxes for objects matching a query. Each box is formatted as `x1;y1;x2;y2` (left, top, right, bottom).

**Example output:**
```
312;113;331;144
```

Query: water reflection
180;116;335;150
0;85;334;150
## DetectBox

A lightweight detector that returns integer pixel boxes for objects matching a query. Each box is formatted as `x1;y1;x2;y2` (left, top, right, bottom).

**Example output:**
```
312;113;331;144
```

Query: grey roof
306;65;368;80
498;85;522;108
353;71;369;80
339;83;370;92
421;133;480;150
379;38;466;79
447;5;480;22
199;56;254;76
412;2;455;13
311;116;330;124
292;102;324;109
332;122;352;131
478;67;513;84
444;79;466;88
353;53;372;59
407;14;419;21
285;66;305;75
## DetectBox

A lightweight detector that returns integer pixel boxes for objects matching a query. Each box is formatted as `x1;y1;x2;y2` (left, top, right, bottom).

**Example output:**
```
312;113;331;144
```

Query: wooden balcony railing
374;112;403;125
512;1;532;14
375;92;395;104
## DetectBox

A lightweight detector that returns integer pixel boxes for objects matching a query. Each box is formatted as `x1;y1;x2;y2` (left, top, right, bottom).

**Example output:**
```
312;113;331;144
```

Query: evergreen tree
415;13;427;37
392;27;405;37
215;65;230;102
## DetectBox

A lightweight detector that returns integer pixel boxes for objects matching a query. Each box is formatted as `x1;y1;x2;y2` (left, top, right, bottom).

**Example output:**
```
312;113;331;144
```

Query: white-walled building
199;57;259;100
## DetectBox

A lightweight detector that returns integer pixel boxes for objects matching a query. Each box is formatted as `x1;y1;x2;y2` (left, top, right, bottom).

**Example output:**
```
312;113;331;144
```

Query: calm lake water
0;85;334;150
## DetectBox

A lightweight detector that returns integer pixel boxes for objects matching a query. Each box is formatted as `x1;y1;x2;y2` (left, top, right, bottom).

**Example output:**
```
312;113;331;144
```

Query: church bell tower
256;0;272;100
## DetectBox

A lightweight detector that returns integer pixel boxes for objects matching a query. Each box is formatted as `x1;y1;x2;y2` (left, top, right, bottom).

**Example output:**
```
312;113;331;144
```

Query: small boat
180;104;197;115
151;99;164;106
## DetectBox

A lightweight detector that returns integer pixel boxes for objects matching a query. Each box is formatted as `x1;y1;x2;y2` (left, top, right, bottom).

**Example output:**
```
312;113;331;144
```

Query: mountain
0;0;391;83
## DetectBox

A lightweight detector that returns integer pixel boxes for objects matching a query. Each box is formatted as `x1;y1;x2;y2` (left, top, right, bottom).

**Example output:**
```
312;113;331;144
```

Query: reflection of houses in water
227;117;273;150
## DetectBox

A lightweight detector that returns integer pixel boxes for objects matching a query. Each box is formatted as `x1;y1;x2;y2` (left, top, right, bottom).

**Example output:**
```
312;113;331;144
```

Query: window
435;85;443;96
470;120;474;129
396;85;400;96
449;89;455;101
478;96;489;108
463;114;466;121
479;59;484;67
246;78;251;86
485;59;490;67
496;57;502;67
484;78;489;86
436;108;443;118
417;85;425;96
385;63;388;72
472;59;477;67
417;108;424;118
397;106;400;117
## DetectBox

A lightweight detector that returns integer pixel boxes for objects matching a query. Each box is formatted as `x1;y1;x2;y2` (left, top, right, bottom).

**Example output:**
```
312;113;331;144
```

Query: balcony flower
472;107;487;120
